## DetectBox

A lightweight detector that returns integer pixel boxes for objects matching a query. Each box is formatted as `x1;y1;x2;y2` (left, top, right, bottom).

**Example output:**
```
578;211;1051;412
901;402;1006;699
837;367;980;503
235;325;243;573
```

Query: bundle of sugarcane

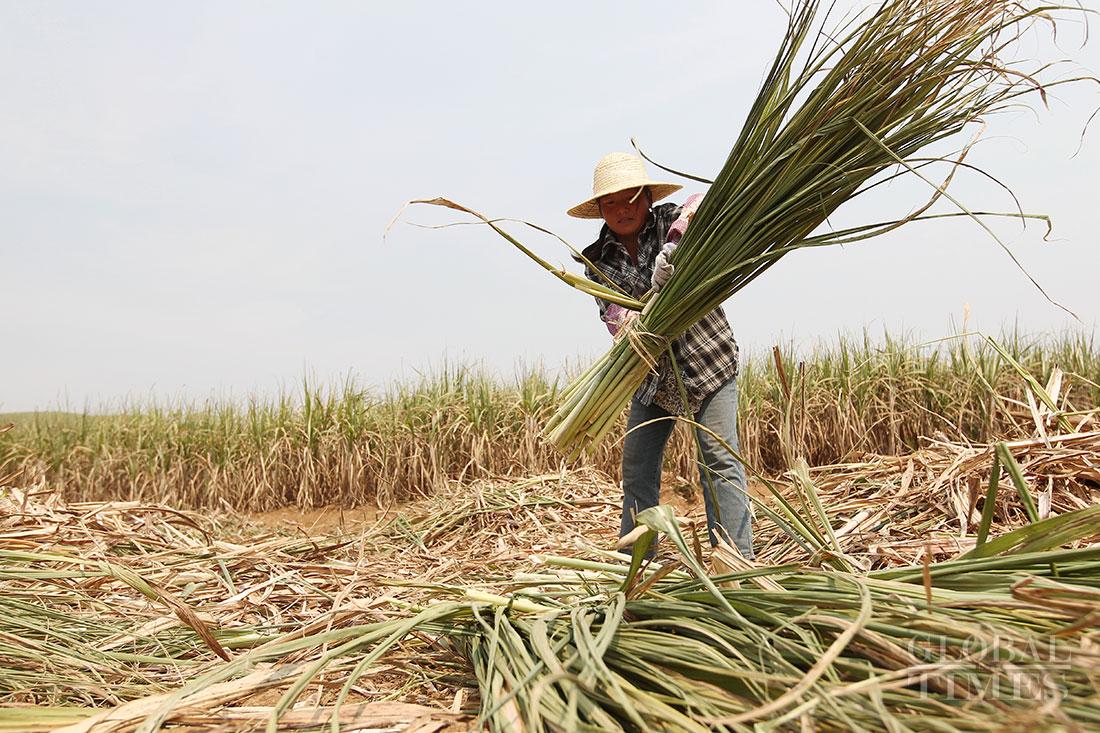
453;512;1100;731
540;0;1088;454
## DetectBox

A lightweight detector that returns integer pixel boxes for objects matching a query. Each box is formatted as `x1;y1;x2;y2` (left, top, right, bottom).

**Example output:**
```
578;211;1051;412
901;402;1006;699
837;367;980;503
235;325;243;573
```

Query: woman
569;152;753;558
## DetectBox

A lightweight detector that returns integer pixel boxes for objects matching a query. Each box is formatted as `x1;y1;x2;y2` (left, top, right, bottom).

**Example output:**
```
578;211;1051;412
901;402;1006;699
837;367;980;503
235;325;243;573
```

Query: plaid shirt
577;202;739;414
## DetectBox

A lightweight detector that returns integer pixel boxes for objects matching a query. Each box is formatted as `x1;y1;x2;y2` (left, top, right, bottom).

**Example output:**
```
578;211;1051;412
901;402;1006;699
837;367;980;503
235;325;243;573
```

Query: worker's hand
653;193;704;293
603;304;639;338
651;241;677;292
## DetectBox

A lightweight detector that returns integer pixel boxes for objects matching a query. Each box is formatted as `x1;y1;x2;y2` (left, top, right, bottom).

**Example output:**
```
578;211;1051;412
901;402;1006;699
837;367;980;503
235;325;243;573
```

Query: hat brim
567;182;683;219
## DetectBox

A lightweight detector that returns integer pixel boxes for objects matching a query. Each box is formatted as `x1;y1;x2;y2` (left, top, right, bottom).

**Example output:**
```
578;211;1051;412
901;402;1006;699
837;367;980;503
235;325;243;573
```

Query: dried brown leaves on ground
1;434;1098;730
756;431;1100;567
0;470;625;730
0;483;474;729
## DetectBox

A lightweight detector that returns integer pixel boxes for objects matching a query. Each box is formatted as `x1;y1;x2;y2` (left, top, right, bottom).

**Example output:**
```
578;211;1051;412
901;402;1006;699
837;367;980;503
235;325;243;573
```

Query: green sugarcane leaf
997;442;1040;525
975;449;1001;548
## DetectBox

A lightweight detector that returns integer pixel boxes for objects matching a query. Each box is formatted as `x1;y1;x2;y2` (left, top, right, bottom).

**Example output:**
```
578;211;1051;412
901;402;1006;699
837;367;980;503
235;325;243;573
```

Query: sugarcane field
4;1;1100;732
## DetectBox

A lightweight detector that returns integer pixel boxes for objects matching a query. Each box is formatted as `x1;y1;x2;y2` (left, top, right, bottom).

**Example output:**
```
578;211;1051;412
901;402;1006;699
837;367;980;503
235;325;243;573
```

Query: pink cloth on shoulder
665;193;705;245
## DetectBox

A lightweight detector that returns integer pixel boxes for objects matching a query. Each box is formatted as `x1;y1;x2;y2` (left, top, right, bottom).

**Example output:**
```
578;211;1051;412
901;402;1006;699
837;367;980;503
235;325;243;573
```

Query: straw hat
567;152;682;219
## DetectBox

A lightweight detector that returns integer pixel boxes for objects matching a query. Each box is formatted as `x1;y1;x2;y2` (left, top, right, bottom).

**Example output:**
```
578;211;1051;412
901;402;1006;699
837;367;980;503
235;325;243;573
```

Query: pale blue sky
2;2;1098;412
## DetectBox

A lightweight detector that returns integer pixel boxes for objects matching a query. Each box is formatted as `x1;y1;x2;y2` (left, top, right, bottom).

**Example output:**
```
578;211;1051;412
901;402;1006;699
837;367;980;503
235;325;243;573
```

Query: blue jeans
620;376;754;558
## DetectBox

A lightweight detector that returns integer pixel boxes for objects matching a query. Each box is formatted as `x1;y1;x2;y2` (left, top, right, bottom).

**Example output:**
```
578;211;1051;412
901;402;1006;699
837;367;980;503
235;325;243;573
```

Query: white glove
651;241;677;292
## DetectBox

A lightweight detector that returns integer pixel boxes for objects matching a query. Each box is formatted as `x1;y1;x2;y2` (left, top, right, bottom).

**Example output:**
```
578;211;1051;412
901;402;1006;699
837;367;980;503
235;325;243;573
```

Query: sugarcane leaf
975;449;1001;548
959;505;1100;561
396;197;646;311
986;336;1074;432
997;442;1041;525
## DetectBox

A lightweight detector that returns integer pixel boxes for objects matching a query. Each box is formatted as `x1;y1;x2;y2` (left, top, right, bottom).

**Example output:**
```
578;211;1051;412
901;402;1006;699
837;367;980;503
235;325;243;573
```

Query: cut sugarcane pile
446;509;1100;732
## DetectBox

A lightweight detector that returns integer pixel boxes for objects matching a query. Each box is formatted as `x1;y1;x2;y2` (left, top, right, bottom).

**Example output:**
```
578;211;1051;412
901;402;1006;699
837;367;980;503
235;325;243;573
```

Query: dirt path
245;475;768;535
247;503;397;534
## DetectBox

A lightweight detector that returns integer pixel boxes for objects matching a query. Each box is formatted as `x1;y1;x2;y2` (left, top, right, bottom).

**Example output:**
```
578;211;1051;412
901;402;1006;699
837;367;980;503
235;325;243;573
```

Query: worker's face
598;187;651;239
